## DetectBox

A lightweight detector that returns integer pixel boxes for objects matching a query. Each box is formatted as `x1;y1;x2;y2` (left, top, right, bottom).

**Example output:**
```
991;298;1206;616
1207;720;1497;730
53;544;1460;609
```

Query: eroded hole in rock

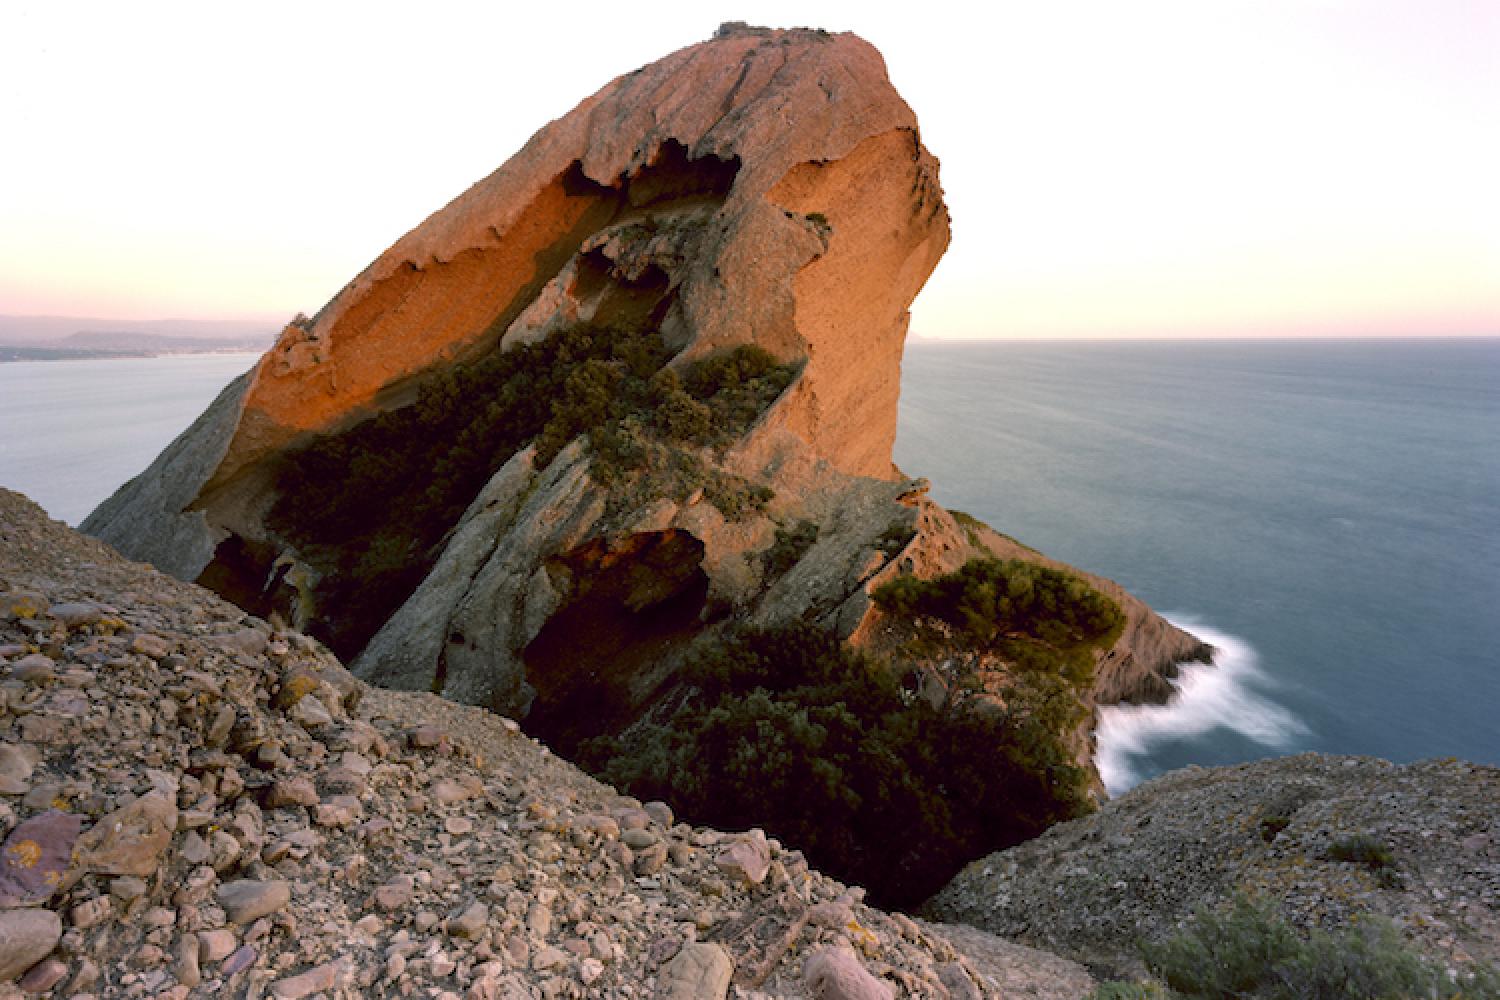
623;139;740;208
523;530;709;757
196;534;298;623
571;248;674;333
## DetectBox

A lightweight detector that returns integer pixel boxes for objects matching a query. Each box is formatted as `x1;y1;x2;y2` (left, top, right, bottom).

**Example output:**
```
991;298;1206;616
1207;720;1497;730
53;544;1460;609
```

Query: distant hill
57;330;269;353
0;314;274;361
0;313;276;346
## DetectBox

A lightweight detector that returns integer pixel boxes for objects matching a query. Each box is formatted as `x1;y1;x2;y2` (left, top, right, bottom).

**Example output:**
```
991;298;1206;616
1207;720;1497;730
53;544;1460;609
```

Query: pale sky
2;0;1496;339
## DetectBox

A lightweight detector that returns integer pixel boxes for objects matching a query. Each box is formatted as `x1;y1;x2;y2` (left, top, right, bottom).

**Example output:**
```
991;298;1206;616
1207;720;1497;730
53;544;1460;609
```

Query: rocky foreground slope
3;488;1093;997
928;753;1500;982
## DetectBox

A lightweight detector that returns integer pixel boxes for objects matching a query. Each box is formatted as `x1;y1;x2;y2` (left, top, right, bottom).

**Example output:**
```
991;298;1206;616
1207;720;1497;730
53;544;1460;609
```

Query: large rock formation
86;22;1201;721
85;25;1207;904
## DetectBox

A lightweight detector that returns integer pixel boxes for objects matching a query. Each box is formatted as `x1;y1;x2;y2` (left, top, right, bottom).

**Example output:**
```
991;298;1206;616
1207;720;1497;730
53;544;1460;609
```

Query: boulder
216;879;292;924
0;810;82;905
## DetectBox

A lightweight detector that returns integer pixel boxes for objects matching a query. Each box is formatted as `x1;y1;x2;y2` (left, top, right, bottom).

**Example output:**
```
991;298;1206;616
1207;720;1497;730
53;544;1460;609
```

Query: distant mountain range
0;314;275;361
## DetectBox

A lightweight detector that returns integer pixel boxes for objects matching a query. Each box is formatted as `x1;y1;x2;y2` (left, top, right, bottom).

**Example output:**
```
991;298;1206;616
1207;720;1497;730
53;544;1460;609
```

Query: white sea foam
1095;617;1306;795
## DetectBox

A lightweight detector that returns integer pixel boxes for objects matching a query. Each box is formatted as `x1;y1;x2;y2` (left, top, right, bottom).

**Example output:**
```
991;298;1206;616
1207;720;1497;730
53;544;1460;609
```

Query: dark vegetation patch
1090;893;1500;1000
583;557;1125;910
266;326;799;659
873;556;1125;698
762;520;819;579
874;518;915;556
1326;833;1396;870
1259;815;1292;843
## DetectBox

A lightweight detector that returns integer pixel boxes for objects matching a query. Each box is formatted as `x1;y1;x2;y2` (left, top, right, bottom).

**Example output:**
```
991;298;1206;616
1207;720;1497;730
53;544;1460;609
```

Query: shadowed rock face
83;25;1205;786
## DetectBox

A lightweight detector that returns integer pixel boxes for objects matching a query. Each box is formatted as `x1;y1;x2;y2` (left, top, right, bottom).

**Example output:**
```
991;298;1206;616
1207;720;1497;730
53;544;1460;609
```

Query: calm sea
895;338;1500;791
0;353;259;525
1;341;1495;792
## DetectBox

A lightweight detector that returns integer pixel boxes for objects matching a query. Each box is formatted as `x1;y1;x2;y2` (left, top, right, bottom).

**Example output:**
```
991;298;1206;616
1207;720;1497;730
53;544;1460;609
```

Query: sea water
0;353;259;525
1;341;1496;793
895;338;1500;791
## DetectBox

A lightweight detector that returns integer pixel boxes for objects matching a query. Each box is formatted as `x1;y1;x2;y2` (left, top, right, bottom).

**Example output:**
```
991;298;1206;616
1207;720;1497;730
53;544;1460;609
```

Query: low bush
1130;893;1500;1000
1327;834;1396;869
581;622;1093;909
1259;815;1291;842
762;520;819;578
872;557;1124;715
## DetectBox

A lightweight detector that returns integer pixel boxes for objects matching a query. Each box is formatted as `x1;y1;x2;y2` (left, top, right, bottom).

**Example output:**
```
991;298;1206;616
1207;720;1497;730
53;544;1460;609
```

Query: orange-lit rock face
209;25;949;490
769;130;949;478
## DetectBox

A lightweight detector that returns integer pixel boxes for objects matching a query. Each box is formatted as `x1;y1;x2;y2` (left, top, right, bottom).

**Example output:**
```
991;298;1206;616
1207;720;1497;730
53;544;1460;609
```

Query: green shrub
874;557;1123;651
582;622;1093;909
682;344;800;440
1326;834;1396;869
873;557;1123;699
763;520;819;578
1141;893;1499;1000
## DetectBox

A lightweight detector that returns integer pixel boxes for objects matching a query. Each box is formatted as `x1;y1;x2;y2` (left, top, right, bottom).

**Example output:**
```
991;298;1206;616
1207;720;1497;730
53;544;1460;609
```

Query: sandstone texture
927;753;1500;980
82;25;1206;794
1;488;1009;996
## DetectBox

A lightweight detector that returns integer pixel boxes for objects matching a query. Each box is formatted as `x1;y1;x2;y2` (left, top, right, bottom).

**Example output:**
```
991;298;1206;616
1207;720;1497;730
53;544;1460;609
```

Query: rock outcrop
84;22;1204;750
927;753;1500;980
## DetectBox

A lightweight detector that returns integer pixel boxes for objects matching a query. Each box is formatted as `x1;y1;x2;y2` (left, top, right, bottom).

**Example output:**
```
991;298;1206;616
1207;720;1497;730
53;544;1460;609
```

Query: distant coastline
0;313;274;362
0;344;266;363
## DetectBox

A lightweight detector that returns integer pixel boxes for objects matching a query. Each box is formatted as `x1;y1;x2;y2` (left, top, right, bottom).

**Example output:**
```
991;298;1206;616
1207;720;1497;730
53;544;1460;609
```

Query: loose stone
0;908;62;983
216;880;292;925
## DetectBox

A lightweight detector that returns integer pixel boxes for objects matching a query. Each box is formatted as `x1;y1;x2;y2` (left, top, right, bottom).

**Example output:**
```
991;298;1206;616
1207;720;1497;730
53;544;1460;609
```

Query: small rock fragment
174;933;202;988
0;908;62;983
221;944;258;976
658;942;733;1000
76;792;178;876
16;956;66;993
0;592;46;620
448;902;489;940
216;879;292;924
804;947;895;1000
46;602;102;629
198;929;237;963
0;744;37;796
11;653;54;684
270;958;344;999
266;777;319;808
